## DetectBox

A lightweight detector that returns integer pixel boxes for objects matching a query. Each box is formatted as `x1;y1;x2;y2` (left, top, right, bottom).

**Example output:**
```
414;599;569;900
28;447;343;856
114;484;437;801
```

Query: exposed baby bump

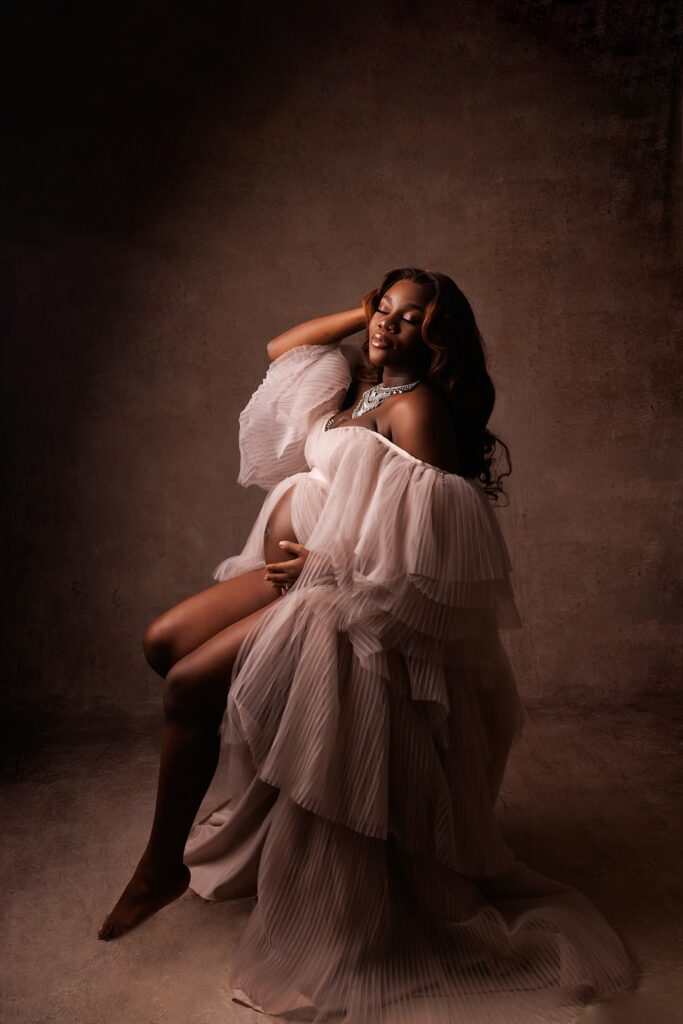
263;483;300;565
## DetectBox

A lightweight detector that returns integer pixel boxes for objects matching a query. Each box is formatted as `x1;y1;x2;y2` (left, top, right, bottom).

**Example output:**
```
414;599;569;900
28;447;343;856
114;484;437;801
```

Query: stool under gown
183;341;638;1023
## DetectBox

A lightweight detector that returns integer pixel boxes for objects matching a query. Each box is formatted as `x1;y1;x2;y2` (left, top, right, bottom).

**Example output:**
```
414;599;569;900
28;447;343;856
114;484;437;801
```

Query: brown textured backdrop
2;1;681;719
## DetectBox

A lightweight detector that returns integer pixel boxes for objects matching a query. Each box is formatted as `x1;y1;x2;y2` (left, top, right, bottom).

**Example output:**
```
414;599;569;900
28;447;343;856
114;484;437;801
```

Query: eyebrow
379;295;425;311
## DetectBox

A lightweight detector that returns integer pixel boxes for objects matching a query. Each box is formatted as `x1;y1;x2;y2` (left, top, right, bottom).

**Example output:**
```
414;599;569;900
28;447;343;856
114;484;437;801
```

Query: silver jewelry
324;377;422;432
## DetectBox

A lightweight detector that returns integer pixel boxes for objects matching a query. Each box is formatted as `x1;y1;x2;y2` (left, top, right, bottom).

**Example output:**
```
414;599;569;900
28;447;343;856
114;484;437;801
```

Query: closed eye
377;304;421;324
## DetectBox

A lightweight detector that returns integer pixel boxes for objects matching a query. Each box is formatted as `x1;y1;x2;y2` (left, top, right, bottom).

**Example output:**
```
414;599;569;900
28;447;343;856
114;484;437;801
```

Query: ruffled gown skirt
184;581;637;1024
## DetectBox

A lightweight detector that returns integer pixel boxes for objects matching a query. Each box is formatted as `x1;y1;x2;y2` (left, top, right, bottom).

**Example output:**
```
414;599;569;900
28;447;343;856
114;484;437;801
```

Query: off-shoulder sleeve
298;426;523;642
237;342;353;490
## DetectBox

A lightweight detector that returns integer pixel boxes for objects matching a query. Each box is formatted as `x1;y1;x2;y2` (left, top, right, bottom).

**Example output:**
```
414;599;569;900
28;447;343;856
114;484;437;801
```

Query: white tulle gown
183;341;638;1023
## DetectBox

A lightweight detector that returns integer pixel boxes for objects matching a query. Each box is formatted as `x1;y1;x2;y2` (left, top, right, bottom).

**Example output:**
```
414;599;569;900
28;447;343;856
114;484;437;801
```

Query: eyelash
377;304;419;324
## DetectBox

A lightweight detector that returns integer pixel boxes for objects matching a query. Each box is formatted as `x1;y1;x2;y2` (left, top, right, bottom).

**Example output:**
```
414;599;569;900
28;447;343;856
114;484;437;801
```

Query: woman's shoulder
390;380;446;413
387;383;460;473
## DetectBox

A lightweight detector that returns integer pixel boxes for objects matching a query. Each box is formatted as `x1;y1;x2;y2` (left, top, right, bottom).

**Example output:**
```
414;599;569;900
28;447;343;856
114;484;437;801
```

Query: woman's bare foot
98;859;191;941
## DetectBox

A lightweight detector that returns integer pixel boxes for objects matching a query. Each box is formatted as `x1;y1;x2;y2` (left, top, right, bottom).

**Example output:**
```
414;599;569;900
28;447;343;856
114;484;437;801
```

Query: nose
378;315;398;332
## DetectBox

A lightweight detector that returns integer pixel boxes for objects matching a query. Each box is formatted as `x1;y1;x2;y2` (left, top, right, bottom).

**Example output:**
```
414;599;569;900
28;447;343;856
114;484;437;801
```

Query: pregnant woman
98;267;637;1023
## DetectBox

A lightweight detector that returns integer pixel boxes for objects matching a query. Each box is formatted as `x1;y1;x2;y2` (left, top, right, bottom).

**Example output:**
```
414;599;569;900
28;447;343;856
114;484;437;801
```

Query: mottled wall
3;2;681;718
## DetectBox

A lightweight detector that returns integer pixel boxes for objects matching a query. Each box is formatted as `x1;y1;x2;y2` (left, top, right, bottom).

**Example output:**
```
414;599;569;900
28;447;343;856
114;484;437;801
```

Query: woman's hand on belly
264;540;310;594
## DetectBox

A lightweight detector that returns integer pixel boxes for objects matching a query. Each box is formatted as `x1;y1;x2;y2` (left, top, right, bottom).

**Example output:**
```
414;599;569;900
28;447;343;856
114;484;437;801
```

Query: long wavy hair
354;267;512;503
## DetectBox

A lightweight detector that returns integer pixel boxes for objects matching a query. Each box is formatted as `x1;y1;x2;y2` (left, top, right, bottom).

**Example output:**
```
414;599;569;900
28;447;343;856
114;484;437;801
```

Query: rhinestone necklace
324;377;422;431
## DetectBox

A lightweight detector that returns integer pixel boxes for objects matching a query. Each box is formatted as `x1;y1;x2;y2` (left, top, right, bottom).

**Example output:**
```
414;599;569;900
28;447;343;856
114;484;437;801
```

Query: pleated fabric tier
185;343;638;1023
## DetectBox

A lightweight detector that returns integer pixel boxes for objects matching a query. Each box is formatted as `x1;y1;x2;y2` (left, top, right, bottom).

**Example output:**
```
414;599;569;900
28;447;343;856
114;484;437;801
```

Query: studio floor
2;696;681;1024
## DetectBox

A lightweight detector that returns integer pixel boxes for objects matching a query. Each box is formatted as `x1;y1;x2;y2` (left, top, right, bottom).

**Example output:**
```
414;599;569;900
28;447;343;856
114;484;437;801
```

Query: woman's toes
97;864;191;942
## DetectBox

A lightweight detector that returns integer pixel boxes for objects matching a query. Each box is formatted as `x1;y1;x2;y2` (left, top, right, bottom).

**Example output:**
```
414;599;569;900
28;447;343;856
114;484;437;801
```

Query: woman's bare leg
98;573;284;941
142;566;284;678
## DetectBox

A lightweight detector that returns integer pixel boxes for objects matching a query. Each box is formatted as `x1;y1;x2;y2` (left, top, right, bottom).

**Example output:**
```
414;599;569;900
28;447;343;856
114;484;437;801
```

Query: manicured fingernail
278;541;285;546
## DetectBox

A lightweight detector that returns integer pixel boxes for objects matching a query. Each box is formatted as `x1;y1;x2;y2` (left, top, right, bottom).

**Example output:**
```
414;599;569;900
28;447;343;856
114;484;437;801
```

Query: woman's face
367;279;431;373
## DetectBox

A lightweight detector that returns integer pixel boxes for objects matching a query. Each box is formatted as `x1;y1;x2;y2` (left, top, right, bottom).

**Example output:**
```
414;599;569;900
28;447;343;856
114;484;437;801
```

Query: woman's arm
266;306;366;362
